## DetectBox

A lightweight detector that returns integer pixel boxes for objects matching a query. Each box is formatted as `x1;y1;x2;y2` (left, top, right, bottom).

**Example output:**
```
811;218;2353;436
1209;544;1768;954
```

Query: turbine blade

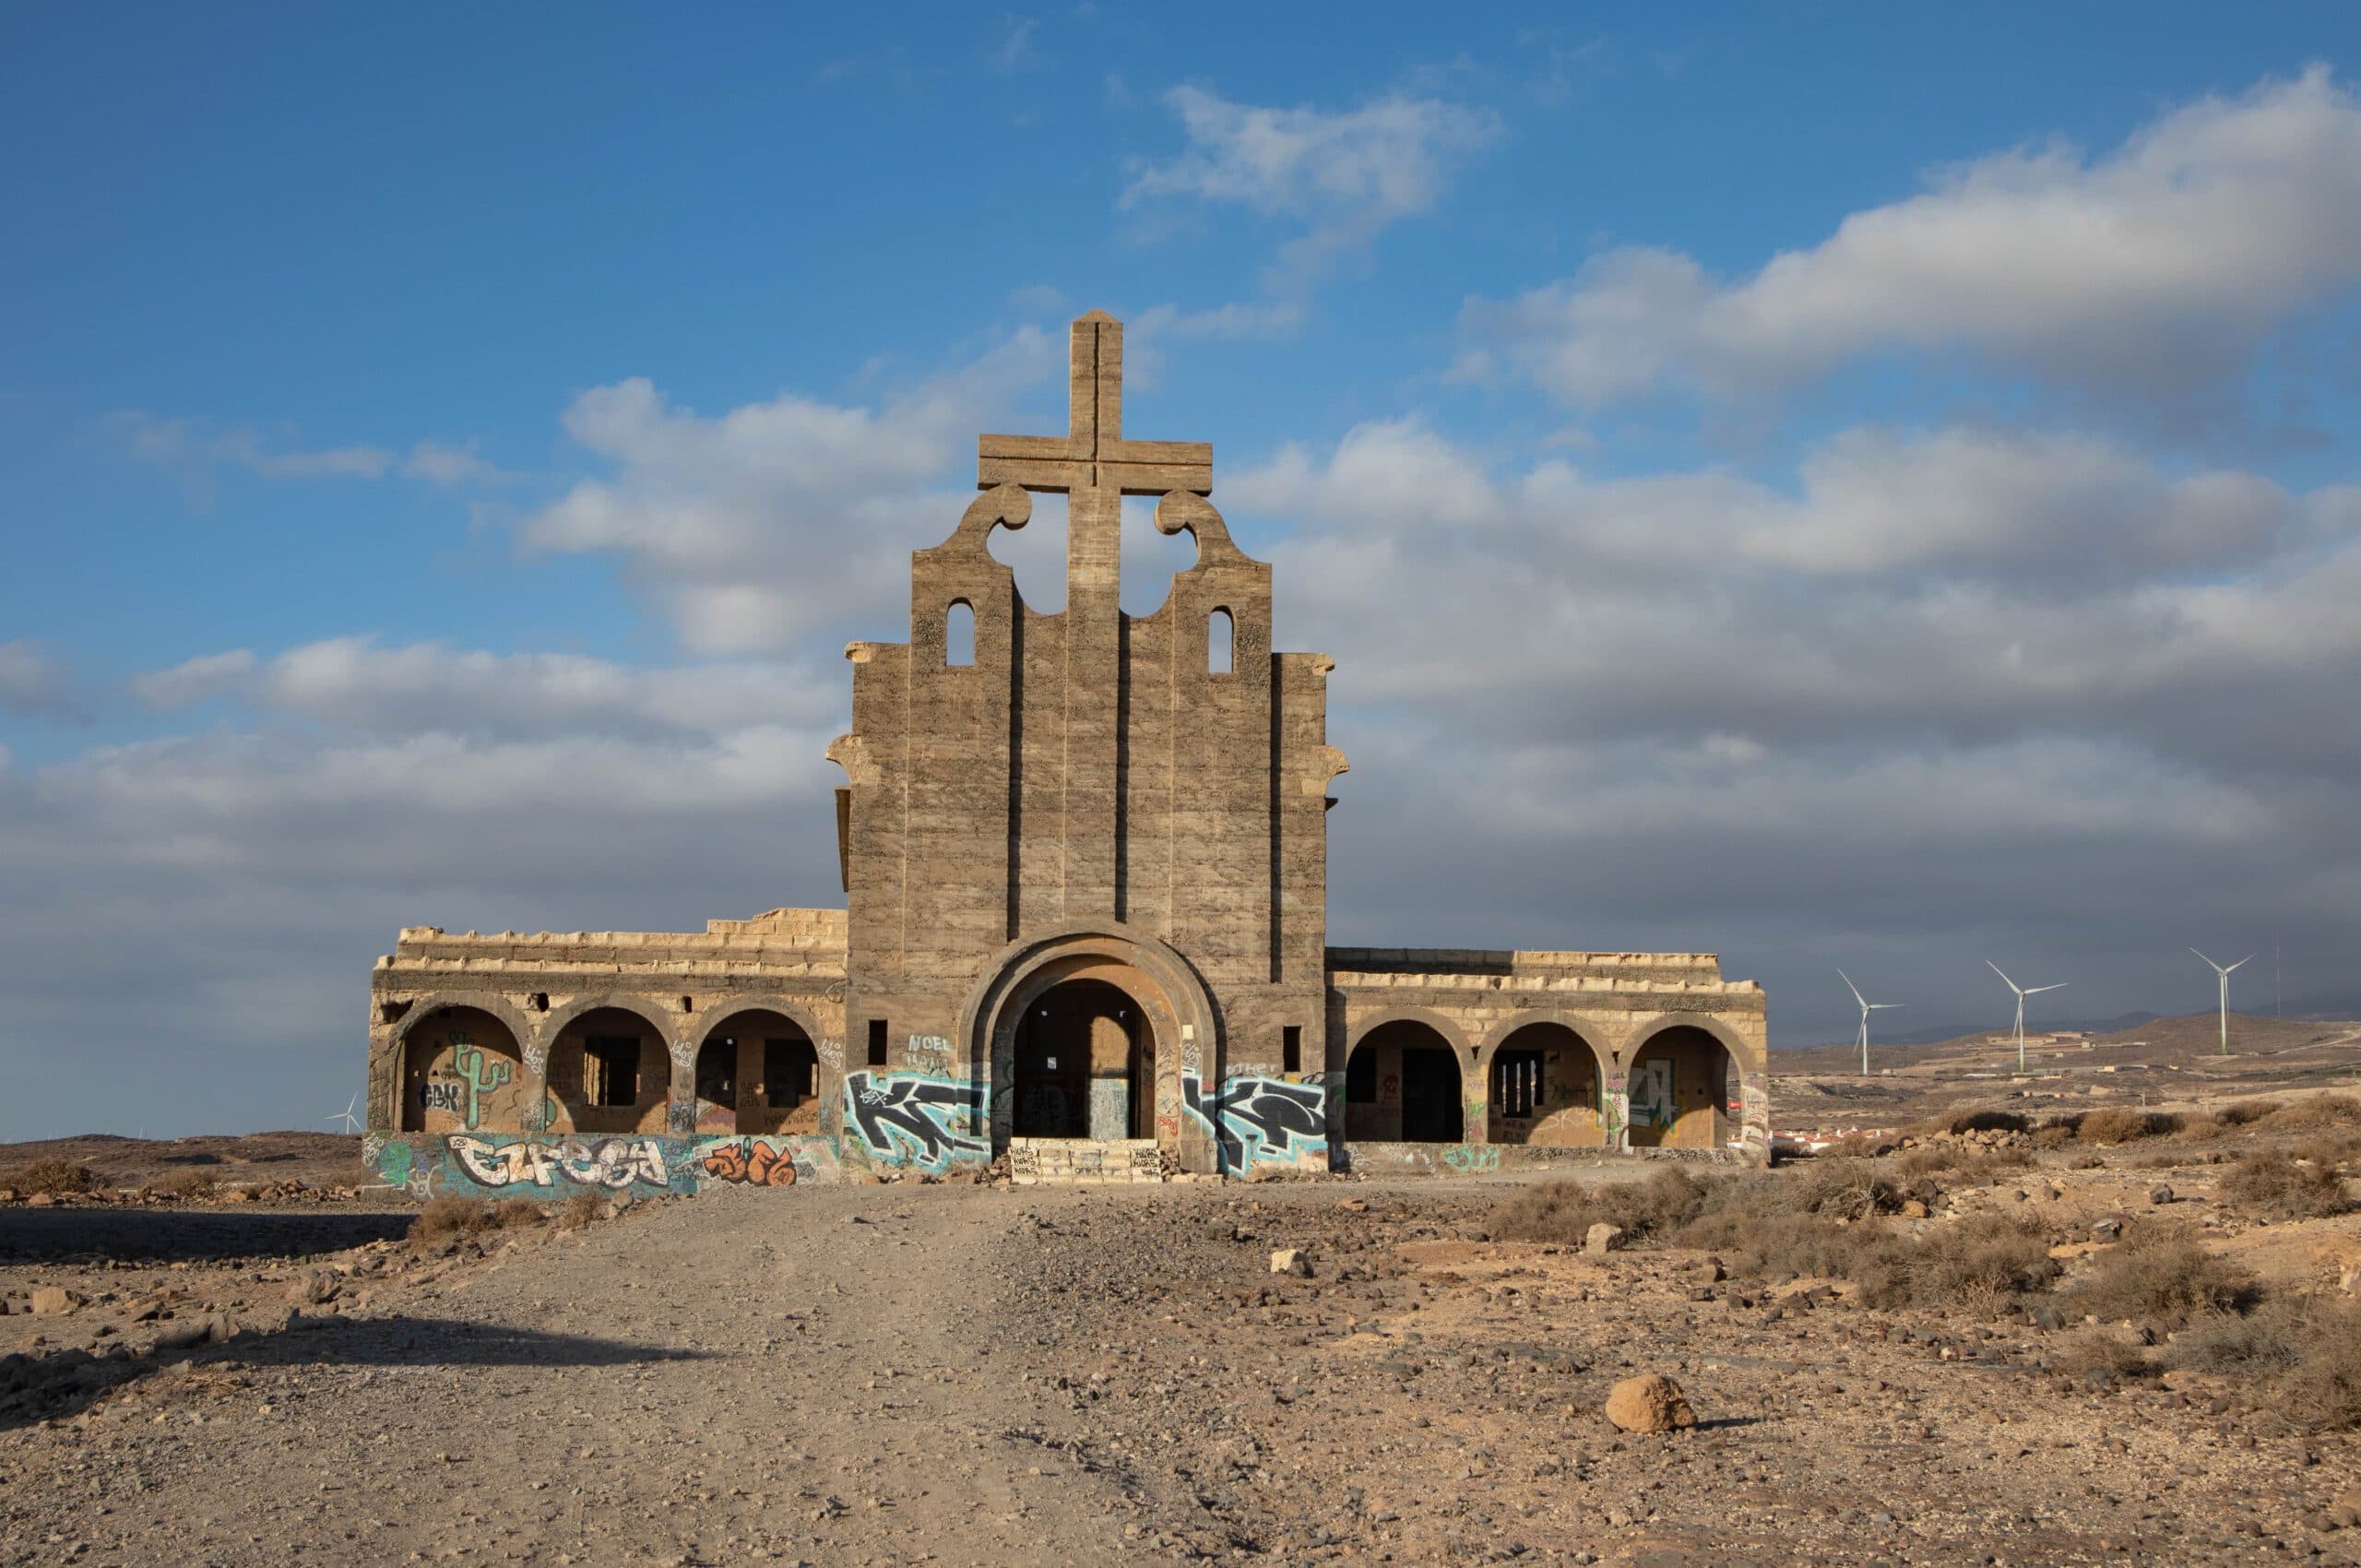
1987;959;2020;992
1837;969;1867;1008
2228;956;2254;972
2190;947;2217;968
2027;983;2069;994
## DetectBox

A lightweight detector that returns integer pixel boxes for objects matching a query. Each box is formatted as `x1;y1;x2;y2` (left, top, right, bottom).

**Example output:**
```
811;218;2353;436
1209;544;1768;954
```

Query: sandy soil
5;1151;2360;1567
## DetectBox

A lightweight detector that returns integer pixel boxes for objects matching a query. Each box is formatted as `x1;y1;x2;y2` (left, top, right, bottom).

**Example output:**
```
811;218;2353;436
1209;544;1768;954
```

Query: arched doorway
1486;1022;1606;1146
695;1009;820;1135
1343;1019;1464;1143
1627;1025;1740;1149
1011;980;1154;1139
546;1005;673;1135
399;1006;528;1134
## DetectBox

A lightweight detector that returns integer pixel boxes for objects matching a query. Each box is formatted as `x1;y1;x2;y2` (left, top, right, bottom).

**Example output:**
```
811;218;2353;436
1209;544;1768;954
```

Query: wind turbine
326;1094;362;1135
1838;970;1904;1075
2191;949;2253;1056
1987;961;2068;1074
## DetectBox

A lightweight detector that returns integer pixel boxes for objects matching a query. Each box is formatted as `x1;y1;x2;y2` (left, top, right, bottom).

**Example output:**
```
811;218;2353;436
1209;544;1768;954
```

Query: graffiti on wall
420;1080;466;1118
451;1134;673;1192
374;1132;843;1197
904;1034;954;1075
843;1071;988;1172
1181;1073;1329;1172
1440;1143;1501;1174
452;1040;512;1128
699;1137;801;1186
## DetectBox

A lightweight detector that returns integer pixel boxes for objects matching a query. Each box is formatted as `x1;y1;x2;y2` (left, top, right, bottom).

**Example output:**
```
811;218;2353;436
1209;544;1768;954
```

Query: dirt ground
5;1132;2361;1568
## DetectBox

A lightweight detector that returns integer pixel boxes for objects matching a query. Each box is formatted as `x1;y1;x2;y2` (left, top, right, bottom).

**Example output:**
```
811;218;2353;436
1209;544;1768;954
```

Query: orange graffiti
700;1138;799;1186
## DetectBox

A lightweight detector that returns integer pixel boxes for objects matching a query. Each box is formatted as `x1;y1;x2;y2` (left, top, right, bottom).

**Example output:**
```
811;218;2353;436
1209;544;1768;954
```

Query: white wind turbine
2191;949;2253;1057
1838;970;1904;1075
1987;961;2068;1074
326;1093;362;1135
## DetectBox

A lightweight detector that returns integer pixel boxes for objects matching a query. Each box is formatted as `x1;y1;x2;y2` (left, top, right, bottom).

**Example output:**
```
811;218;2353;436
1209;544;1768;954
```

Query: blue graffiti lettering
844;1071;987;1172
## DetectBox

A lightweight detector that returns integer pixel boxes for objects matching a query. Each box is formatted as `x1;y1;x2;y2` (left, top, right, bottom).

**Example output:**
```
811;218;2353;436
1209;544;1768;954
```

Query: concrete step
1007;1136;1162;1184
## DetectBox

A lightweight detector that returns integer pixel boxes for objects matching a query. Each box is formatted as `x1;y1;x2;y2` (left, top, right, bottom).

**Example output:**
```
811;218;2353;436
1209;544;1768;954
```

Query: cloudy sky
5;6;2360;1138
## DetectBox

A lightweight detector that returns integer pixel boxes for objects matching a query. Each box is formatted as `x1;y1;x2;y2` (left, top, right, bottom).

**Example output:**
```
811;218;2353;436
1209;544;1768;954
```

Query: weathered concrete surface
362;313;1769;1174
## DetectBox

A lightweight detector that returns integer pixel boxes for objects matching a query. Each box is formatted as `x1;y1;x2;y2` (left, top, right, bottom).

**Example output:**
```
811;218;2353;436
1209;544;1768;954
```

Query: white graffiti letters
448;1135;670;1191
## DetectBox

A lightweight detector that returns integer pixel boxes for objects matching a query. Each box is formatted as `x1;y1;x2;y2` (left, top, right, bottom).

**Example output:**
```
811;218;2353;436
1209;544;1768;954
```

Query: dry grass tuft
1494;1167;1719;1246
2051;1329;2155;1385
2216;1151;2353;1221
2075;1108;2180;1145
2175;1293;2361;1431
2067;1222;2256;1324
560;1192;604;1229
2211;1099;2283;1128
2272;1095;2361;1131
142;1169;218;1199
6;1159;99;1196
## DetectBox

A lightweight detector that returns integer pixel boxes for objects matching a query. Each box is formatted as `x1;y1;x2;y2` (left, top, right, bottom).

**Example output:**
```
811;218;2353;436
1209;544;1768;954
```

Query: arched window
1208;608;1233;674
945;600;975;667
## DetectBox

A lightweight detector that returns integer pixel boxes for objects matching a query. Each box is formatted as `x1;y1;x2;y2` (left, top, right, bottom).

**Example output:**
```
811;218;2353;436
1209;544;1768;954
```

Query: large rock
29;1287;81;1316
1269;1248;1310;1277
1604;1373;1698;1433
1584;1223;1625;1258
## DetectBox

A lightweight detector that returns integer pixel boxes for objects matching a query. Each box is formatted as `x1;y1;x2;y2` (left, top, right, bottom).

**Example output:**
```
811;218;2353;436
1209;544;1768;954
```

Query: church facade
362;313;1767;1197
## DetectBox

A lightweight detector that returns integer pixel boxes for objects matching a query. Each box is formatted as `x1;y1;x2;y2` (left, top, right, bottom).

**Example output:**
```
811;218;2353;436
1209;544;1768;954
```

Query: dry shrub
2068;1222;2256;1324
2051;1329;2154;1385
1495;1167;1718;1246
2176;1293;2361;1431
2272;1095;2361;1131
7;1159;98;1196
2030;1124;2073;1151
2217;1151;2353;1221
2076;1108;2180;1145
1826;1131;1893;1158
560;1192;603;1229
495;1201;552;1229
1906;1214;2058;1306
2291;1133;2361;1170
142;1169;217;1199
2213;1099;2283;1128
409;1194;497;1243
1896;1144;2032;1184
1910;1109;2028;1138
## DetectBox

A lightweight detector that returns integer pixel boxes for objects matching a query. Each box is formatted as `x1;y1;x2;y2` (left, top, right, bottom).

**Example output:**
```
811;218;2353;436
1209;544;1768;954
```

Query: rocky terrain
5;1088;2361;1565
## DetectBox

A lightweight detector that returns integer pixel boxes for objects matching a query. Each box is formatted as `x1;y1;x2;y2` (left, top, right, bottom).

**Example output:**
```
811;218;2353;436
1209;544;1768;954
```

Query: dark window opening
867;1018;888;1068
946;600;975;666
377;1000;411;1026
528;992;549;1013
695;1040;736;1106
1492;1049;1544;1119
586;1037;640;1107
1282;1025;1302;1075
1345;1046;1377;1104
765;1038;816;1107
1209;608;1233;674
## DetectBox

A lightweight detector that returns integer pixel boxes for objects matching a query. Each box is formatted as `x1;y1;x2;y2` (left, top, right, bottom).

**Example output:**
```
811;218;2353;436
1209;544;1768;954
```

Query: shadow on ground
3;1315;706;1431
0;1207;414;1264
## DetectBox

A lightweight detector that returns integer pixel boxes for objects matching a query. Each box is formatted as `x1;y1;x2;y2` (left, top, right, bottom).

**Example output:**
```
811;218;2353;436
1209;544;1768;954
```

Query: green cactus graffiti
451;1039;513;1130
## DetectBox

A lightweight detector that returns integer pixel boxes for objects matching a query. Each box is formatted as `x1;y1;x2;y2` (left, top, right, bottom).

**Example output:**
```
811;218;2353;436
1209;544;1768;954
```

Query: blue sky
4;5;2360;1137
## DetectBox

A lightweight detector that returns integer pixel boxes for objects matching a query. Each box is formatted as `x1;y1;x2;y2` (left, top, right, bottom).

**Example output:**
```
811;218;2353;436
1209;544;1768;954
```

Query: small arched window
1208;608;1233;674
945;600;975;667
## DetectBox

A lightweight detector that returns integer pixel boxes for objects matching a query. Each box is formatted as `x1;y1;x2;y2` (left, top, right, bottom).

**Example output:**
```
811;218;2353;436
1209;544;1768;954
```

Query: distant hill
1774;1010;2358;1077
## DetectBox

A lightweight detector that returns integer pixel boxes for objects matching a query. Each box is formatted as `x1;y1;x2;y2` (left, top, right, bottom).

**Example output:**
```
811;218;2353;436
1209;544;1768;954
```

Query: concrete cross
977;312;1213;499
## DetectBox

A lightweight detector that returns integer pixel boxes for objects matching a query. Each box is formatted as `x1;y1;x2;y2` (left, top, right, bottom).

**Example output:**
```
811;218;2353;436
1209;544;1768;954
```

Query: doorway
1011;979;1154;1139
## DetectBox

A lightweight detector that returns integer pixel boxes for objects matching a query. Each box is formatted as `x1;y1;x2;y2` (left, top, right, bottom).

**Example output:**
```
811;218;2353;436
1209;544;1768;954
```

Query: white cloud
131;647;257;707
518;328;1055;653
0;639;74;718
1125;86;1501;278
1465;66;2361;411
113;415;514;486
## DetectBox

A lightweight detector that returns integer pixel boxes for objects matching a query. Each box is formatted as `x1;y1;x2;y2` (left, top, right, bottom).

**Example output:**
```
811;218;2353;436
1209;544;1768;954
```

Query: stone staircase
1005;1137;1162;1184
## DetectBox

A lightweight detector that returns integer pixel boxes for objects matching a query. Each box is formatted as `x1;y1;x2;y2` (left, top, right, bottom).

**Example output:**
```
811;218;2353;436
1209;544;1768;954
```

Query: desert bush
1494;1167;1719;1246
2051;1329;2154;1385
1907;1214;2058;1305
1896;1144;2033;1184
6;1159;98;1196
2075;1108;2180;1144
142;1169;217;1199
560;1192;603;1229
1826;1132;1893;1158
2175;1292;2361;1431
2067;1222;2256;1324
1908;1109;2028;1138
2290;1134;2361;1171
2272;1095;2361;1131
495;1200;552;1229
2217;1151;2353;1221
2213;1099;2283;1128
409;1194;498;1243
2030;1124;2073;1151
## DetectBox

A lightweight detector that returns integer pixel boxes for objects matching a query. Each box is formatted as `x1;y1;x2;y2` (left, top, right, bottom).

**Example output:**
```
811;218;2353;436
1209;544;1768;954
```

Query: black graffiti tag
1181;1073;1326;1170
844;1071;986;1170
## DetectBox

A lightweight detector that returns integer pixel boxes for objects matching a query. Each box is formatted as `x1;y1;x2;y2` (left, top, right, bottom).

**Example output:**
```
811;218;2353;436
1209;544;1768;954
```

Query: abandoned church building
363;312;1769;1197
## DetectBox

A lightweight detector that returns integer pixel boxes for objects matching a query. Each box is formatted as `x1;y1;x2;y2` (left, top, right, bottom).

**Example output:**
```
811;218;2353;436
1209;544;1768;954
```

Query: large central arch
959;922;1224;1171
